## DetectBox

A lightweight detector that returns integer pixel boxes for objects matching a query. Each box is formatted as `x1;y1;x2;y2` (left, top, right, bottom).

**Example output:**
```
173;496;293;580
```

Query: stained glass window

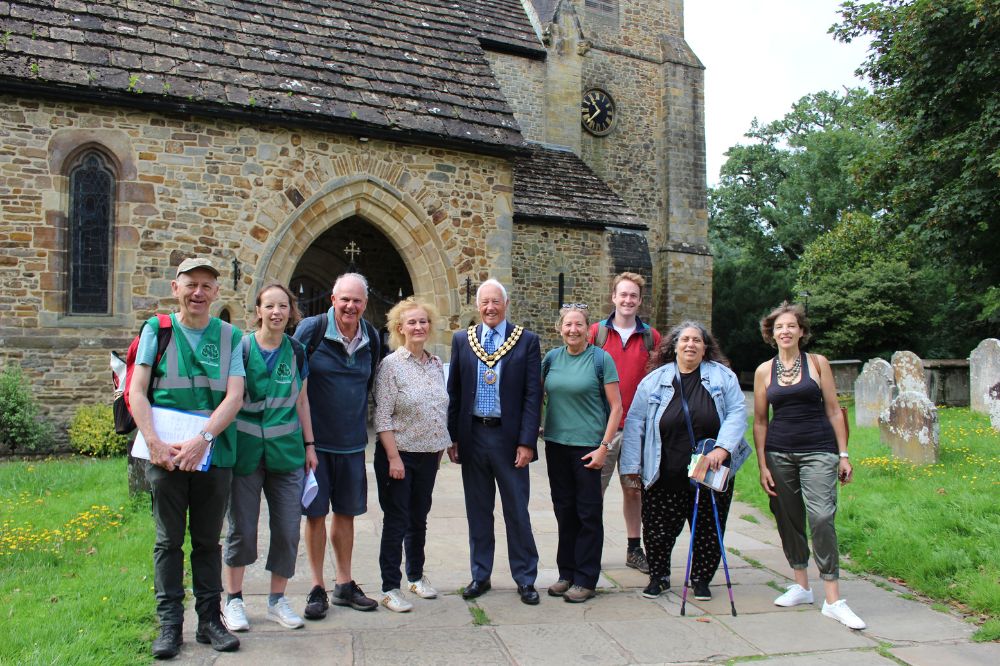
68;152;115;314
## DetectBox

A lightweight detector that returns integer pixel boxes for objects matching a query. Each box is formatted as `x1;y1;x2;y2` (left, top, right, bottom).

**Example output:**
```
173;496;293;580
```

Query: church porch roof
514;143;645;230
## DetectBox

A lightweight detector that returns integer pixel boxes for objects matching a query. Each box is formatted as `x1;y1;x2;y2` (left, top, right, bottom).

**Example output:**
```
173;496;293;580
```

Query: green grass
0;458;156;665
736;405;1000;641
468;604;491;626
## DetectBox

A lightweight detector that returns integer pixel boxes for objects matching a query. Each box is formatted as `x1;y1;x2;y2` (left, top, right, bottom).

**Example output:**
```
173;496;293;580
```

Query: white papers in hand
132;406;213;471
302;470;318;508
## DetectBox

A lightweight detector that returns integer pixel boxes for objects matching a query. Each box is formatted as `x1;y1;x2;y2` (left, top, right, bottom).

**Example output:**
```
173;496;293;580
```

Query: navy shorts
303;450;368;517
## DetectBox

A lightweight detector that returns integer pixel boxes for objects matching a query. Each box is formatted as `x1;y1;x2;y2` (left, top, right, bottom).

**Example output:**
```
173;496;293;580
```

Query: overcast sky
684;0;873;185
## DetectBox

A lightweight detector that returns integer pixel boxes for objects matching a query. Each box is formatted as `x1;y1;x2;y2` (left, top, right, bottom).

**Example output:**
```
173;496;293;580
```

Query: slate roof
514;143;645;230
458;0;544;58
0;0;523;151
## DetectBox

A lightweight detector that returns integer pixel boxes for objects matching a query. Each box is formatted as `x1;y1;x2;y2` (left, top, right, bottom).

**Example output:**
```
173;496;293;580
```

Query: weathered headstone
969;339;1000;414
127;455;151;495
989;382;1000;432
892;351;926;395
879;391;940;464
855;358;894;427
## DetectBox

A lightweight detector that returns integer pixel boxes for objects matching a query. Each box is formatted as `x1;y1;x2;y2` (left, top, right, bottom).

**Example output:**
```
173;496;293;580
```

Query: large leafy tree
709;89;880;370
834;0;1000;324
710;88;879;267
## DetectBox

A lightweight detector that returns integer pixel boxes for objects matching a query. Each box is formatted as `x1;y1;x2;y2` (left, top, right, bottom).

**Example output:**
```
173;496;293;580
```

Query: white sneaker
774;583;814;607
822;599;866;629
267;596;305;629
222;597;250;632
408;576;438;599
381;589;413;613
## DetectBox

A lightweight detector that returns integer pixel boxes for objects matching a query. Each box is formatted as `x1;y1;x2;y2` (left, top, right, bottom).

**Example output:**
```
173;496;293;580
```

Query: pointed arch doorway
290;216;414;329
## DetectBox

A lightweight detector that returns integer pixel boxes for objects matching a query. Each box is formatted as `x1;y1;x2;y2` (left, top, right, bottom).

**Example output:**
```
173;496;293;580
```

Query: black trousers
641;475;734;584
545;441;604;589
374;443;441;591
146;463;232;625
460;421;538;586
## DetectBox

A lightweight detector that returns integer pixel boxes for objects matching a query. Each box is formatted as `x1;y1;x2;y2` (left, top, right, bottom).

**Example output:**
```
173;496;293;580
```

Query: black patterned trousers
641;476;734;584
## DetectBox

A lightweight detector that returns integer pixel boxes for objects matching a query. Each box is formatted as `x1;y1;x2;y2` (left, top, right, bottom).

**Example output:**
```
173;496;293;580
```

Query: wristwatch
199;431;215;445
601;441;614;453
839;452;850;458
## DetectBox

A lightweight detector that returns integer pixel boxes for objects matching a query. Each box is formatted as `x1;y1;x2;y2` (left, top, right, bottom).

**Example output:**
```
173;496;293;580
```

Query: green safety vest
233;334;305;475
149;314;241;468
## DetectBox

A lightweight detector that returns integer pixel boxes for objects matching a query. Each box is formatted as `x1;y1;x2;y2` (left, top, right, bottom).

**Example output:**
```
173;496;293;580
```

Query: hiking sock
227;591;243;603
268;592;283;606
627;537;641;552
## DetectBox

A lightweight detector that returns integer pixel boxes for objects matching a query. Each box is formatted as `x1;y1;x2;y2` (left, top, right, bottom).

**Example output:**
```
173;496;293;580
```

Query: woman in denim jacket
621;320;750;600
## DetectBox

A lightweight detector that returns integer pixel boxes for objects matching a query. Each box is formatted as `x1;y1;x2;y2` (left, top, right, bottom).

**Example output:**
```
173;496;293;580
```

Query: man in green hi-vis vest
130;257;246;660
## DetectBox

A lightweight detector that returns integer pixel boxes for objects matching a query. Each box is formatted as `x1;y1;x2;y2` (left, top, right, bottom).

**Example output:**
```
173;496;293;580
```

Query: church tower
535;0;710;328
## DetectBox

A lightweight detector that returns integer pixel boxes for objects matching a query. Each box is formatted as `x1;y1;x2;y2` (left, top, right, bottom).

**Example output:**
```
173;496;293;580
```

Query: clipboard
132;406;213;471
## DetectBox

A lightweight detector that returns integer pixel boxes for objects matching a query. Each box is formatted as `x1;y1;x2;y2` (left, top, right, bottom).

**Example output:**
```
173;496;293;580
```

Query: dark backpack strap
305;314;326;358
591;345;610;418
240;335;252;368
595;323;610;348
541;349;558;381
148;315;173;403
362;319;381;393
289;336;306;378
642;328;654;352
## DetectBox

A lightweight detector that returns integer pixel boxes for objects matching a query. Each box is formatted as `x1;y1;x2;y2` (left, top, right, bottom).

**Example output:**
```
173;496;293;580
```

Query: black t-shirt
658;368;721;489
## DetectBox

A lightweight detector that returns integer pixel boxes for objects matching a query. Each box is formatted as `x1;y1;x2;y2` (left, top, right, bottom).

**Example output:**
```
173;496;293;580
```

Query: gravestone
969;339;1000;414
892;351;926;395
990;382;1000;432
879;391;940;464
855;358;894;427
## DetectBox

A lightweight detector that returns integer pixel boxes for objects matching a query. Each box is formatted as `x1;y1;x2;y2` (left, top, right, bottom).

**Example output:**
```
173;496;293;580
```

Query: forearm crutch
710;489;737;616
679;484;701;616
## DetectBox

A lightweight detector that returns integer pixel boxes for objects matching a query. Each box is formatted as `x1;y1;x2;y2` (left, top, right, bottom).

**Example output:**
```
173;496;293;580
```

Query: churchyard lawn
0;458;154;664
735;404;1000;641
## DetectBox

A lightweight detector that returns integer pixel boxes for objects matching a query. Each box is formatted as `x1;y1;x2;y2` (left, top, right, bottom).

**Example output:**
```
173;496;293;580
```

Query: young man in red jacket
588;272;661;573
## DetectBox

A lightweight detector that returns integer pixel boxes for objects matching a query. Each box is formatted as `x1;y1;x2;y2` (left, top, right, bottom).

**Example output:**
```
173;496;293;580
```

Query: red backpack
111;314;173;435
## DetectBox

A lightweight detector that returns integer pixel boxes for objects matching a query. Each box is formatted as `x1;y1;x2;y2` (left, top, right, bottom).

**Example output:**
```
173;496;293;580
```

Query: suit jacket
447;320;542;459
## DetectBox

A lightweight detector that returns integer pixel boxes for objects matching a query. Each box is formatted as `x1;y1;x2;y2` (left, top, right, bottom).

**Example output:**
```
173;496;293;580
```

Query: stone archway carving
253;173;459;352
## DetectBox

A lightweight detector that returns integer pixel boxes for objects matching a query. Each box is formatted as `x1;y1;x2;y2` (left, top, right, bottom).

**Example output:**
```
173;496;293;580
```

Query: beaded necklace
775;354;802;385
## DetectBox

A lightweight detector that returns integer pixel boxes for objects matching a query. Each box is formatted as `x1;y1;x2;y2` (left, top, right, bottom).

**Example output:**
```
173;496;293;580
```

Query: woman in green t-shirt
541;304;622;603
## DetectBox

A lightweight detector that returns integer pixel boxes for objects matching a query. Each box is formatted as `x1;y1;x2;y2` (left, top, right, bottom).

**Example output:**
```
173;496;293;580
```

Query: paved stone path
174;443;996;665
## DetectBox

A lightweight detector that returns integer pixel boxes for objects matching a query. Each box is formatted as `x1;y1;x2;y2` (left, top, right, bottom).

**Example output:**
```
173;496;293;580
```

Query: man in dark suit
447;279;542;605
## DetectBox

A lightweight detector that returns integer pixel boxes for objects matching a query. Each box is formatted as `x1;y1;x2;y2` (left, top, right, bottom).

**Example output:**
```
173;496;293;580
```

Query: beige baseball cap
175;257;220;278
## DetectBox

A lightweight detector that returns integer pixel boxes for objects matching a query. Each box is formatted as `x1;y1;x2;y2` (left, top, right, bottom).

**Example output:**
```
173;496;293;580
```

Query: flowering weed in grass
0;458;156;664
736;405;1000;641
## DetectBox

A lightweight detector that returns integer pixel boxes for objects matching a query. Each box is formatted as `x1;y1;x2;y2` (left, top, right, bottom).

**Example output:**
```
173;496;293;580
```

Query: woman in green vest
222;283;317;632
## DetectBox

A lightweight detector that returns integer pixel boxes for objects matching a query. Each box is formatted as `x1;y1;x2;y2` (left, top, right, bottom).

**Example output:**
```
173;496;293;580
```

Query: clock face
581;88;616;136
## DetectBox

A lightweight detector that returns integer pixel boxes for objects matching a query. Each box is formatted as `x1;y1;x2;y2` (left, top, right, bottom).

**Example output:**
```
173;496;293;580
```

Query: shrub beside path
172;443;997;665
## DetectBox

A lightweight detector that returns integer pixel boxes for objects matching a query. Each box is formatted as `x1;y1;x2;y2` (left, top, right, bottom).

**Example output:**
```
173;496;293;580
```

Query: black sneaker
151;624;182;659
304;585;329;620
626;547;650;574
693;580;712;600
641;576;670;599
332;580;377;611
195;613;239;652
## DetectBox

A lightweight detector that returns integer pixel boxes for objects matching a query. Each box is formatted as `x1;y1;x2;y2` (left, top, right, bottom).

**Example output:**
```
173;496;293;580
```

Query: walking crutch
709;489;738;616
679;484;701;616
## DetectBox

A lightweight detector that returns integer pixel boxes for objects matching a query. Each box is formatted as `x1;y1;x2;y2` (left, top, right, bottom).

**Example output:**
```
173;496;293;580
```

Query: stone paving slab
753;650;897;665
890;642;1000;666
357;626;510;666
717;610;879;653
836;578;975;643
495;622;631;666
599;616;761;664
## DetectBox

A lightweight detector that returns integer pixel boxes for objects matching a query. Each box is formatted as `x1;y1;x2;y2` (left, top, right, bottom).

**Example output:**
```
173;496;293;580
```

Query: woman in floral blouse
372;297;451;613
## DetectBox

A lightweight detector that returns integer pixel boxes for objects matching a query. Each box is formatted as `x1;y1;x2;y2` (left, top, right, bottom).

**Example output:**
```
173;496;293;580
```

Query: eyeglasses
561;303;588;310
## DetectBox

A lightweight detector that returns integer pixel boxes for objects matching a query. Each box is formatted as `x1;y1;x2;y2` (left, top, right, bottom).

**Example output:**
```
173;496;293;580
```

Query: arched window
67;151;115;315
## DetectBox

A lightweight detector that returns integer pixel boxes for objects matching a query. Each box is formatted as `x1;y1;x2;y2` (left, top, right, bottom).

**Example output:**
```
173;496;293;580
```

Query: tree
710;89;880;267
710;89;881;368
834;0;1000;326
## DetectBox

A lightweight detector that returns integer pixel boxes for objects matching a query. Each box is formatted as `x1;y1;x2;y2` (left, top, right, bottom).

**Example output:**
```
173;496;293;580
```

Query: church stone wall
511;223;610;352
484;52;547;143
0;95;512;418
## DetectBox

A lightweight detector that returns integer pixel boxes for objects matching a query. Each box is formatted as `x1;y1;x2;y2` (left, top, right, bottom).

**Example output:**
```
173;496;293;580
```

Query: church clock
581;88;616;136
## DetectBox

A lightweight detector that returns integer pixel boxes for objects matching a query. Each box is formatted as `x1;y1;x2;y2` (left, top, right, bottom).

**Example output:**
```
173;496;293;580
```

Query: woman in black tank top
751;303;866;630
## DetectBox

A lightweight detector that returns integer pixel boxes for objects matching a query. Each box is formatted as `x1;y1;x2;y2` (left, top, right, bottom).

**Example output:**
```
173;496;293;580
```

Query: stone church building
0;0;708;417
